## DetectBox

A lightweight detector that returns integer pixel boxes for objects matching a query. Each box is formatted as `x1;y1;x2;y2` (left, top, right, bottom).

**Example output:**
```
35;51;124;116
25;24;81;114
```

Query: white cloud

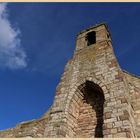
0;3;27;69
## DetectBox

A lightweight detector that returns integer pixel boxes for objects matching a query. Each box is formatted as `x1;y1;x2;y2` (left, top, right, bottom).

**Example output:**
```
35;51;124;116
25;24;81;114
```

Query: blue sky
0;2;140;130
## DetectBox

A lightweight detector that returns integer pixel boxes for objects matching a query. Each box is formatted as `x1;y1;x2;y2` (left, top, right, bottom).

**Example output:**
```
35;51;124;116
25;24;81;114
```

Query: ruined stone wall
44;24;136;138
0;110;51;137
124;71;140;137
0;23;140;138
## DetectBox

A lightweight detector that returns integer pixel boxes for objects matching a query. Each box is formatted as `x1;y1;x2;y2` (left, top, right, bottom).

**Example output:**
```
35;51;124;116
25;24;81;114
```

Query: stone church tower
1;23;140;138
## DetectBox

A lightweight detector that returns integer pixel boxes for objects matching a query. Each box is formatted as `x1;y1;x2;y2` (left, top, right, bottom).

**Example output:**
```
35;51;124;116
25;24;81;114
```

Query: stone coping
123;70;140;79
77;22;109;35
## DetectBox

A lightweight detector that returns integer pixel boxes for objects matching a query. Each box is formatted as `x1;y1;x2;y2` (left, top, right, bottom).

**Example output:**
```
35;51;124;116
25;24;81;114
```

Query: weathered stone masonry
1;23;140;138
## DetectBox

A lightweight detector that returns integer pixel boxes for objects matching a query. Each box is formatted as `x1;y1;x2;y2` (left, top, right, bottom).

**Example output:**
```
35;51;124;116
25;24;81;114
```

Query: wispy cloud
0;3;27;70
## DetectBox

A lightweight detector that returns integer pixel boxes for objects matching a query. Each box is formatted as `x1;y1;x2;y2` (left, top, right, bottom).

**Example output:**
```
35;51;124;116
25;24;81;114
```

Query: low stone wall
124;71;140;137
0;111;51;137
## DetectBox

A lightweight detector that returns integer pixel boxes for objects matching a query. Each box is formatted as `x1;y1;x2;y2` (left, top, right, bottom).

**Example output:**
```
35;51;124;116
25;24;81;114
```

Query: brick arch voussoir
64;76;108;113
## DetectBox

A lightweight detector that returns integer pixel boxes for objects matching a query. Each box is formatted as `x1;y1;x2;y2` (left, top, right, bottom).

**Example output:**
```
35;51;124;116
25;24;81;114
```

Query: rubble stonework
0;23;140;138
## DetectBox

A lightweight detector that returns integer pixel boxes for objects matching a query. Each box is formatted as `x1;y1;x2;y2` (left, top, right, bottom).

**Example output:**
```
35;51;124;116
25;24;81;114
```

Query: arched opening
86;31;96;46
75;80;105;137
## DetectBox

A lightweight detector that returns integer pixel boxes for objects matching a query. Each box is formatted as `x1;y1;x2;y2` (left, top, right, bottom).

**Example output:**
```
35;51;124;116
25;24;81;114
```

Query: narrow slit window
86;31;96;46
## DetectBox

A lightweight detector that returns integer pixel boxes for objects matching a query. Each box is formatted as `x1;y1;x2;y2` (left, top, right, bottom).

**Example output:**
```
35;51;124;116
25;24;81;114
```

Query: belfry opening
86;31;96;46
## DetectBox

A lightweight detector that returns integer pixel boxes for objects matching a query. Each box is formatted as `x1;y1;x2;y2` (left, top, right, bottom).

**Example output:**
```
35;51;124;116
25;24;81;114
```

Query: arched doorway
75;80;105;137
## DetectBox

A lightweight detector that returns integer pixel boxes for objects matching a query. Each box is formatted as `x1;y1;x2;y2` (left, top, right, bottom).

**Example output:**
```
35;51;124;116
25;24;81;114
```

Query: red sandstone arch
65;80;105;137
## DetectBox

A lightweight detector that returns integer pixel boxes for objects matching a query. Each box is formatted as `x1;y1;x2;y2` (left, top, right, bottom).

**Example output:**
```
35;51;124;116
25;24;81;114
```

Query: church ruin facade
0;23;140;138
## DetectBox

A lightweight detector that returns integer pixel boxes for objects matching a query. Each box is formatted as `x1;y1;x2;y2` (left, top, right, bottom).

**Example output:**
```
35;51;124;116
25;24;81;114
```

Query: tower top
76;23;111;51
77;23;110;36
